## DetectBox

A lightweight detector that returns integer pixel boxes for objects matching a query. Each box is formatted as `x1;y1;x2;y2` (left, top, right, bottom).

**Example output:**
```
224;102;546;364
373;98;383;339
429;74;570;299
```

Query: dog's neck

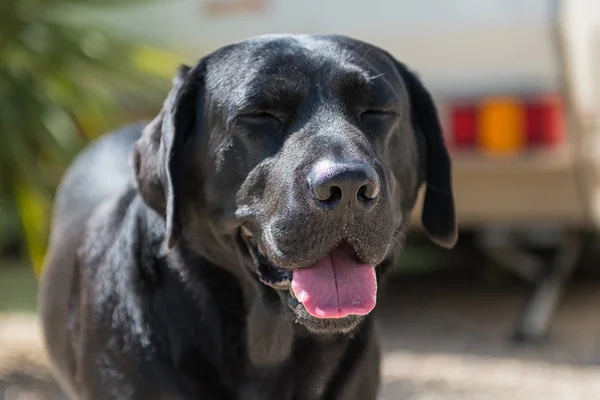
155;220;291;368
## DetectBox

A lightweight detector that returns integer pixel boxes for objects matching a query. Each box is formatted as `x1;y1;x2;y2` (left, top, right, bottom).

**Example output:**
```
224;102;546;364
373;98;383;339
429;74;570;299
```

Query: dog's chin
240;227;380;336
288;298;366;335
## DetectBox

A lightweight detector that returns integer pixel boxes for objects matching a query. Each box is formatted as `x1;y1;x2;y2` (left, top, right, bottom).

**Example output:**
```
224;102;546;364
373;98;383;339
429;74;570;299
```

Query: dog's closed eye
238;112;282;127
359;110;397;130
360;109;396;118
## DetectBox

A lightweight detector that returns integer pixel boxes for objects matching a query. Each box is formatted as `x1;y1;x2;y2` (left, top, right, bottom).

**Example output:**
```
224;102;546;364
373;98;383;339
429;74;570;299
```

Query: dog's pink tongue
291;247;377;319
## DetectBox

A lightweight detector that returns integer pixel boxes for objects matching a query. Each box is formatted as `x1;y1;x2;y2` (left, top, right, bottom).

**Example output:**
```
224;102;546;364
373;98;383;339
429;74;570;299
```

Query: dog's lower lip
251;243;293;291
257;263;291;289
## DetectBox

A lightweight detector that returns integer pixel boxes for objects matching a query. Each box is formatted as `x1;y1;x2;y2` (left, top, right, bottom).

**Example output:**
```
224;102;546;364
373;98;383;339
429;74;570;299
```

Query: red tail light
524;94;566;148
450;104;477;149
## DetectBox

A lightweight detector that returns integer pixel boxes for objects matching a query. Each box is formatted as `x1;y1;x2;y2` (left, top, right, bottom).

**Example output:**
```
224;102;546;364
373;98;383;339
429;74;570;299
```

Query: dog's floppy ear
132;64;201;249
394;60;457;248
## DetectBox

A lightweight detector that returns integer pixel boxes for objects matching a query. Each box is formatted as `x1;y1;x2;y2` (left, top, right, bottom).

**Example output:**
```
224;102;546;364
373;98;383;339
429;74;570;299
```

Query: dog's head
133;34;456;337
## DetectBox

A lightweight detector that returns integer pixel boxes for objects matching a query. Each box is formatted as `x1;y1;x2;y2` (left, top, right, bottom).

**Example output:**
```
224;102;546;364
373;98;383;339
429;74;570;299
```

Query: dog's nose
308;161;380;211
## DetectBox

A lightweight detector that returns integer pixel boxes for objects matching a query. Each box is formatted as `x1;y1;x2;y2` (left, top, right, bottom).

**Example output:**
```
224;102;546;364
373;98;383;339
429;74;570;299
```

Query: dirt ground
377;282;600;399
3;281;600;400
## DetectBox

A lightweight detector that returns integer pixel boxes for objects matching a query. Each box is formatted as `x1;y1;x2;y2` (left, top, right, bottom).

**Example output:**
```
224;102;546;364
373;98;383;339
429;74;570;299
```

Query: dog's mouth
241;227;377;320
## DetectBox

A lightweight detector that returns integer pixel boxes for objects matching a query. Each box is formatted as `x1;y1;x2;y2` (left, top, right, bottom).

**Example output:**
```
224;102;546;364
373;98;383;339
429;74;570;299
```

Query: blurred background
3;0;600;398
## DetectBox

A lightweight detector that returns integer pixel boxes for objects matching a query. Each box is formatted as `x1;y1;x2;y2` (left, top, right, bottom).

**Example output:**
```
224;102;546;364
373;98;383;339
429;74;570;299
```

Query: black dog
39;34;456;400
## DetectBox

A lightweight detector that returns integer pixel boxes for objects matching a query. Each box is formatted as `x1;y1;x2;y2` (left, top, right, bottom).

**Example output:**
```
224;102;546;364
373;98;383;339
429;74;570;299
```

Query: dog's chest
240;337;348;400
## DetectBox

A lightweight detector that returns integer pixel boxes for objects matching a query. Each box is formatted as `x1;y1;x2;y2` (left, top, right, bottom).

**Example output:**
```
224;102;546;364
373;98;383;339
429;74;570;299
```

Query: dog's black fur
39;34;456;400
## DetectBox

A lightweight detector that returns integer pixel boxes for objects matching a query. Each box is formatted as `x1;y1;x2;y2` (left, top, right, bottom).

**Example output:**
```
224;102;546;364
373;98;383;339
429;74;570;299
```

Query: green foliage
0;0;180;275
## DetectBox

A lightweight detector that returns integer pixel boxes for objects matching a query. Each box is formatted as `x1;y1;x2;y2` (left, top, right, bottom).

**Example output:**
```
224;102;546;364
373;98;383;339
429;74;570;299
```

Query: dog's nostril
318;185;343;204
358;184;378;202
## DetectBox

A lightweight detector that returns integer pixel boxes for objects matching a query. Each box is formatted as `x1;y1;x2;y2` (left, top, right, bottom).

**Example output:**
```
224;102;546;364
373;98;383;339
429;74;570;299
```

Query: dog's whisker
368;73;386;81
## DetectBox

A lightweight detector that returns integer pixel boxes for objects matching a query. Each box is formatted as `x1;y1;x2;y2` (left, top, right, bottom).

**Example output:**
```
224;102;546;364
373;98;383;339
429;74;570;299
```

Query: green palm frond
0;0;180;274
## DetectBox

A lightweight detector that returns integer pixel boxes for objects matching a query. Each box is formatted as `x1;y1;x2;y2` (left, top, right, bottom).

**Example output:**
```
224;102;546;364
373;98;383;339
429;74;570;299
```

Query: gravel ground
2;282;600;399
378;282;600;399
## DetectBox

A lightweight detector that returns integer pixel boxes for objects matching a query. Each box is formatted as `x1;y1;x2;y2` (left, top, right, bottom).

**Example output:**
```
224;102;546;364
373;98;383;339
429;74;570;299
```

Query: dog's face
133;34;456;336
